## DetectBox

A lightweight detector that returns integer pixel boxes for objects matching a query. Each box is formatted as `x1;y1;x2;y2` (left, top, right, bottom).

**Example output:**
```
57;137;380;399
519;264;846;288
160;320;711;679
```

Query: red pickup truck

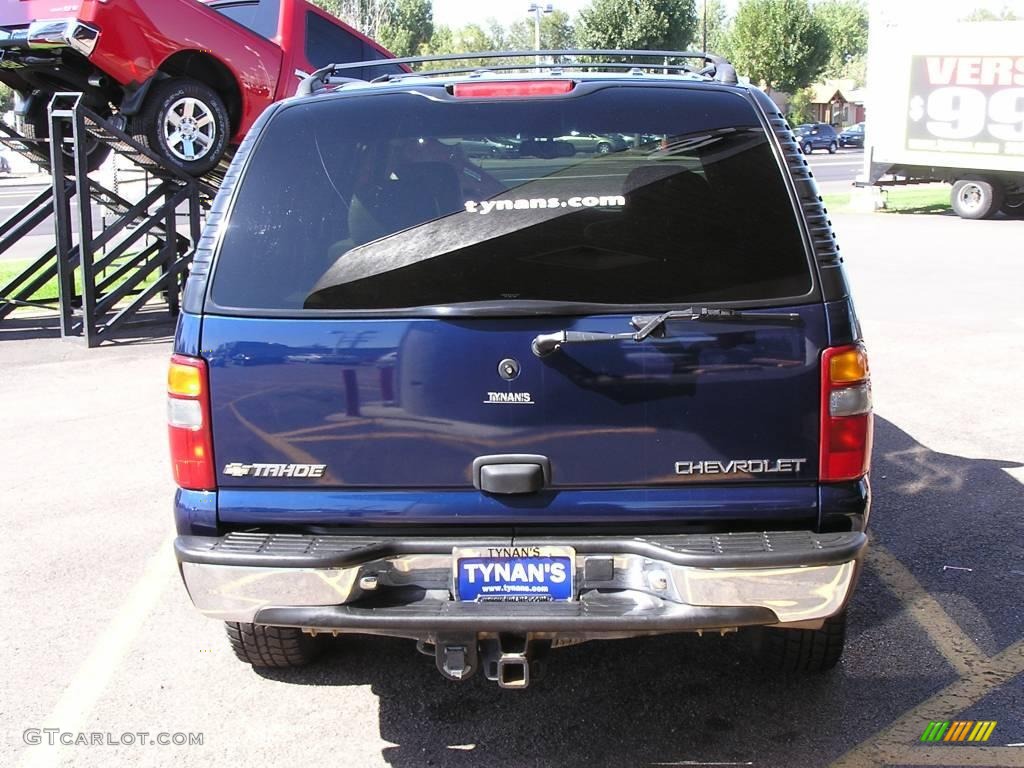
0;0;402;174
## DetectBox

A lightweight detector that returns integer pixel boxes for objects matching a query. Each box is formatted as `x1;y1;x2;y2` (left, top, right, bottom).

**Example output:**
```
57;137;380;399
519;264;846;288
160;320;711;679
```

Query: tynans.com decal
465;195;625;215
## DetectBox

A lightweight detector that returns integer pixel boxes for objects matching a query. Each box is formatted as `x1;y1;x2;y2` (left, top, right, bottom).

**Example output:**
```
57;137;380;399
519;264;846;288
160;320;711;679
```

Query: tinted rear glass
304;13;404;80
212;0;279;39
210;86;812;312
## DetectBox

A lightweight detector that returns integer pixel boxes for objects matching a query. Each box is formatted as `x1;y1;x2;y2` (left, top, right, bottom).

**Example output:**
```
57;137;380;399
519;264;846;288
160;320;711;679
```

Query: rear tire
950;178;1004;219
828;141;838;154
136;78;229;176
225;622;322;668
1001;194;1024;218
755;610;846;673
22;101;112;173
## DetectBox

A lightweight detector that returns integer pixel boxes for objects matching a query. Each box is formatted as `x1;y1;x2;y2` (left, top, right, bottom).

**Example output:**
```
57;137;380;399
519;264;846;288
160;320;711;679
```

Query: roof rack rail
297;49;739;97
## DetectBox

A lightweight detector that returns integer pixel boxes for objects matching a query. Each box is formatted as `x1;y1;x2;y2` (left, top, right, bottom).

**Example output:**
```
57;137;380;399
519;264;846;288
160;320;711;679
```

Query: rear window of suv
209;85;813;312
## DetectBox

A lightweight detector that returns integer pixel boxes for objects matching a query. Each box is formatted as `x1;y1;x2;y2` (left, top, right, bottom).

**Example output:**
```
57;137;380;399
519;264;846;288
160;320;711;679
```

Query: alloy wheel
163;97;217;162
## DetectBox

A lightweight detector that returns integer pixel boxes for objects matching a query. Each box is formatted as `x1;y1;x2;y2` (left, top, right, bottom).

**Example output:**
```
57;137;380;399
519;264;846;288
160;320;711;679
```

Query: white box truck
861;18;1024;219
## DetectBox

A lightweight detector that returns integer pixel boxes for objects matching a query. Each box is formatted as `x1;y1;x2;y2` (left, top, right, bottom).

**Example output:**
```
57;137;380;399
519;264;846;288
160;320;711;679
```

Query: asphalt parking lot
1;208;1022;768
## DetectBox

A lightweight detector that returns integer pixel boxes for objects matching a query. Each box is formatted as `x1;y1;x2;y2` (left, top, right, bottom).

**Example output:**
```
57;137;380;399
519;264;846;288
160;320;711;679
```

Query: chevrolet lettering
675;458;809;475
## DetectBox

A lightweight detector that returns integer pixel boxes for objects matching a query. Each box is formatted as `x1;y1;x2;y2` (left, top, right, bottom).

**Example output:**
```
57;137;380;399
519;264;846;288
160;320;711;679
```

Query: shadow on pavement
0;311;175;345
868;416;1023;656
882;203;953;216
257;416;1023;767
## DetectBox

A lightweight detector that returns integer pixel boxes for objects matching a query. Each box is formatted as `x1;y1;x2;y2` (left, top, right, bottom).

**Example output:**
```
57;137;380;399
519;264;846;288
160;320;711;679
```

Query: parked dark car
794;123;839;154
170;54;872;688
839;122;865;148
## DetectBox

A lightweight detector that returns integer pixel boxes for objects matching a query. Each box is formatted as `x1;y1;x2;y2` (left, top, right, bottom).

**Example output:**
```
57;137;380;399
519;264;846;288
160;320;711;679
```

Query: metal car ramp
0;93;217;346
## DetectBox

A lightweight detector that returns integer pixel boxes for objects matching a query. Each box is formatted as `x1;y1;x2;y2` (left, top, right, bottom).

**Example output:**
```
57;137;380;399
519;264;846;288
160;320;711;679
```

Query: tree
417;20;509;69
787;86;814;124
729;0;829;93
419;23;454;61
813;0;868;79
453;21;508;52
577;0;699;52
506;10;576;51
308;0;396;42
379;0;434;56
963;6;1018;20
695;0;732;58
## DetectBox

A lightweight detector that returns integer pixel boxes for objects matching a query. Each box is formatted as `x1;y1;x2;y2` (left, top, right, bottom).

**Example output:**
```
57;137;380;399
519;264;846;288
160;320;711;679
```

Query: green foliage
696;0;731;56
417;19;510;69
787;86;814;124
378;0;433;56
453;21;507;52
813;0;868;78
840;53;866;87
309;0;342;15
420;23;452;52
506;10;576;51
0;83;13;113
962;6;1018;20
729;0;829;92
577;0;698;51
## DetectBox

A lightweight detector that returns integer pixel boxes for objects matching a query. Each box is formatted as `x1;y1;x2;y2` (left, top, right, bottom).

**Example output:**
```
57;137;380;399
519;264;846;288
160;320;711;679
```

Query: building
810;79;865;127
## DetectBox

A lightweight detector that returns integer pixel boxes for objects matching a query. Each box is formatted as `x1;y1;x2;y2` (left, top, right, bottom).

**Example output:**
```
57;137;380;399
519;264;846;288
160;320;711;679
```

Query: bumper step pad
176;530;865;570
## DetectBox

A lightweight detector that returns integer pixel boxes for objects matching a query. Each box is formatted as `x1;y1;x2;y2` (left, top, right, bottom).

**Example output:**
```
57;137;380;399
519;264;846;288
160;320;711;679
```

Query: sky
431;0;1024;30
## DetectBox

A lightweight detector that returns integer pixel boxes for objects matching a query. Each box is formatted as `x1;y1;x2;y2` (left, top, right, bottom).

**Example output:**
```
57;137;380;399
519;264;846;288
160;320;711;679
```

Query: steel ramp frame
0;93;214;346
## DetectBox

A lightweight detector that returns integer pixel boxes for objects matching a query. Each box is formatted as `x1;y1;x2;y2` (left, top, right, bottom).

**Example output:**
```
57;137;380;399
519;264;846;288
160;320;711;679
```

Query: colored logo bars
920;721;997;743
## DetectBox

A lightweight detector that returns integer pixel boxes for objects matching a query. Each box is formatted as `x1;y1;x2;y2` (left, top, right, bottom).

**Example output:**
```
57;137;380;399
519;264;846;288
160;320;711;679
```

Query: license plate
454;546;575;602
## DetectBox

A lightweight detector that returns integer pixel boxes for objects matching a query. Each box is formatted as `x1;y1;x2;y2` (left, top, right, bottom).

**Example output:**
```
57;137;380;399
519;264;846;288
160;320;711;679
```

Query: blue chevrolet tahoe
169;51;873;688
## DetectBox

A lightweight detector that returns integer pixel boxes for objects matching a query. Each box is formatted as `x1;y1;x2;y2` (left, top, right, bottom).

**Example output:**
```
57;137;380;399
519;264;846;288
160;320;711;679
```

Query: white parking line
18;535;177;768
807;160;864;167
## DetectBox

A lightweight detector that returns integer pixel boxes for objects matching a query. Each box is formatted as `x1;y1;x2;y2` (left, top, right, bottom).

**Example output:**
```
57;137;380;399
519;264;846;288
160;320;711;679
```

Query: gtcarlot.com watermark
23;729;203;747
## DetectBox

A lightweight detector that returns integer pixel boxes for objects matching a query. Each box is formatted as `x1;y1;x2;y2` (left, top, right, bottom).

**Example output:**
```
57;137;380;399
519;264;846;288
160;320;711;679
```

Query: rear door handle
472;455;551;495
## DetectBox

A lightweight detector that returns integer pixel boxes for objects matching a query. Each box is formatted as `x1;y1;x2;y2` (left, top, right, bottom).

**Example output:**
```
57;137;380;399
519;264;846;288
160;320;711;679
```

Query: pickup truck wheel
138;78;229;176
225;622;322;668
755;610;846;673
950;178;1004;220
22;105;112;174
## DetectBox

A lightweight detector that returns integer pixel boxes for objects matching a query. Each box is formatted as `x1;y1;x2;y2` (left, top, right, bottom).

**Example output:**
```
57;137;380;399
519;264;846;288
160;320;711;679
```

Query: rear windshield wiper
531;307;802;357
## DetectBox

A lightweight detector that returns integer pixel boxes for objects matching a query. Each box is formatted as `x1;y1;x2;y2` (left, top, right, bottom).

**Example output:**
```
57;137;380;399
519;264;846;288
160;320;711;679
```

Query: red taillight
167;354;215;491
452;80;575;98
820;344;873;482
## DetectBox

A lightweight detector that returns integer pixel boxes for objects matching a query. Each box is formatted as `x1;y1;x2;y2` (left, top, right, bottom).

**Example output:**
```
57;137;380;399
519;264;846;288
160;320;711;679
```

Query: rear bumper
175;530;866;634
0;19;99;56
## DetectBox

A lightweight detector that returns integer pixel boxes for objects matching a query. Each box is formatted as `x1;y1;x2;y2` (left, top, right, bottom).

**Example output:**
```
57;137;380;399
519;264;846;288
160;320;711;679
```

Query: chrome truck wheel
137;78;230;176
